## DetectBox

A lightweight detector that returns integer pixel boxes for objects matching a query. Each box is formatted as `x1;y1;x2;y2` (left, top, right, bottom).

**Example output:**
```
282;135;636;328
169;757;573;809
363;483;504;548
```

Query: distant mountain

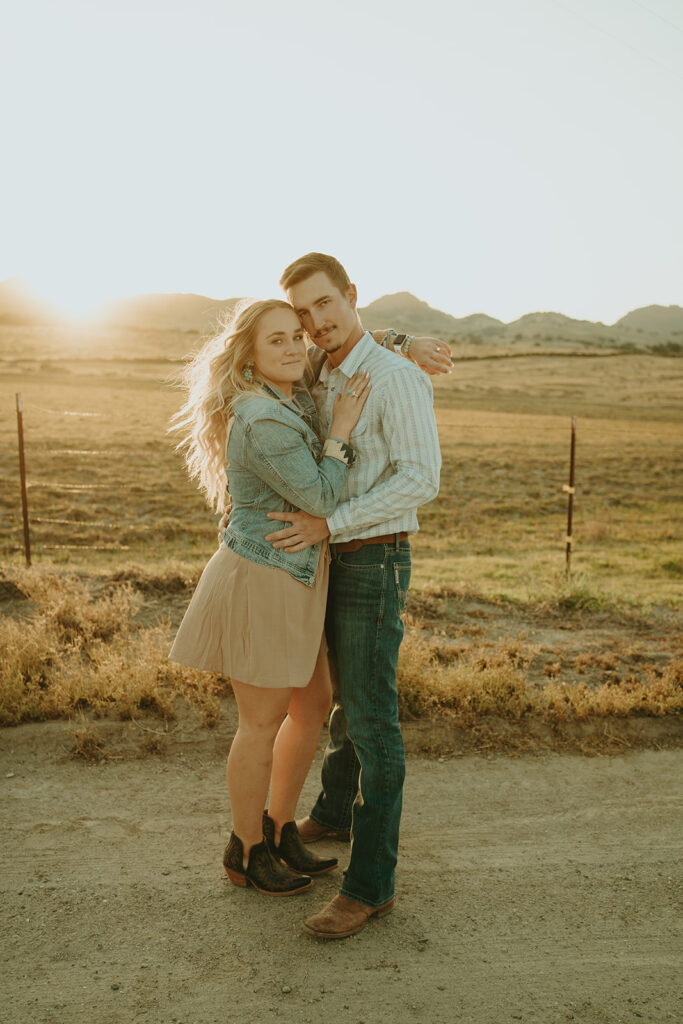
0;280;240;334
359;291;461;334
359;291;503;335
501;311;613;342
616;305;683;333
453;313;505;332
0;278;66;325
0;278;680;348
507;312;597;330
96;293;240;333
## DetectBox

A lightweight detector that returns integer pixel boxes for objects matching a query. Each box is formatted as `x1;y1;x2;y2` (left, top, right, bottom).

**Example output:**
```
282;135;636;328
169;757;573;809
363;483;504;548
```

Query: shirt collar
319;331;374;384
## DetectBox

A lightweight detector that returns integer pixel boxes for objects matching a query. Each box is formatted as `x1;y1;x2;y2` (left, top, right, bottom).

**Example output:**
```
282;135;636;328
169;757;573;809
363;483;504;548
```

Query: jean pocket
336;542;393;570
337;553;385;570
393;561;411;612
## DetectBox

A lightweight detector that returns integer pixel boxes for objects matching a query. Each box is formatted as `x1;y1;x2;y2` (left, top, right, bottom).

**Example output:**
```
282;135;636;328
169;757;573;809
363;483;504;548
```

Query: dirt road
2;716;681;1024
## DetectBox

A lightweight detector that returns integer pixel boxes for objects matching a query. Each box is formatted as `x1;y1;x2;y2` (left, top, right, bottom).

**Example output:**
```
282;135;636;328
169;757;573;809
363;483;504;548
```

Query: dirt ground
2;711;682;1024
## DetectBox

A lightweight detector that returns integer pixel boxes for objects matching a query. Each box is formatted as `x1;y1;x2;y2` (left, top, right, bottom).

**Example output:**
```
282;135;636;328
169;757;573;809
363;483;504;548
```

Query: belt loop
394;532;400;551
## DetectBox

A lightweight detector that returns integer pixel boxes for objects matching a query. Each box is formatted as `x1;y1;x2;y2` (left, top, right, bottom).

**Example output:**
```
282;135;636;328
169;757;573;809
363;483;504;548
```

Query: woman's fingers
356;380;371;408
345;372;371;413
332;371;372;422
344;371;371;399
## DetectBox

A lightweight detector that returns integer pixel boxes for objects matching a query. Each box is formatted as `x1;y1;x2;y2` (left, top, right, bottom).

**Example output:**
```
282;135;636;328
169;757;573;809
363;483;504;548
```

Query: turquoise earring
243;360;254;382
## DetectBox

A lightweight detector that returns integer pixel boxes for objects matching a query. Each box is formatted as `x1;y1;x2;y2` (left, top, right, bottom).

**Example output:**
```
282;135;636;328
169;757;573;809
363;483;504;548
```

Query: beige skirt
169;543;329;688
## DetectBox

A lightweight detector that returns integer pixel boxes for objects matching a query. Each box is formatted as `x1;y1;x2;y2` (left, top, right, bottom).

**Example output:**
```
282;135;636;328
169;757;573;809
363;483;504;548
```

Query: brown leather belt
332;532;408;553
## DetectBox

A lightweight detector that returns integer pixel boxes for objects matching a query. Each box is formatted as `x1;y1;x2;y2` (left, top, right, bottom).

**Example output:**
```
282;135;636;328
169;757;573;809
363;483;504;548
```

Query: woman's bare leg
227;679;292;865
268;648;333;842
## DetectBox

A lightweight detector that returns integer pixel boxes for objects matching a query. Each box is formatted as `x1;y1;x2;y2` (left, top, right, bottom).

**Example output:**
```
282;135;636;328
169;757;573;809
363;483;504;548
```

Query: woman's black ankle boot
223;832;313;895
263;812;338;876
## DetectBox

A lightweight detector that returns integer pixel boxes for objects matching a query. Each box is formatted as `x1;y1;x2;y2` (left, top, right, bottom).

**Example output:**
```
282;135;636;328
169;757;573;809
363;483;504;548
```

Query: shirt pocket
349;410;370;442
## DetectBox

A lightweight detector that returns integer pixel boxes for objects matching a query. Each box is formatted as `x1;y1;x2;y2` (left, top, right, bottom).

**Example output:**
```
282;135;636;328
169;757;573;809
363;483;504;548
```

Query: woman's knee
310;688;333;724
239;710;286;743
288;686;331;728
232;680;290;738
290;653;333;725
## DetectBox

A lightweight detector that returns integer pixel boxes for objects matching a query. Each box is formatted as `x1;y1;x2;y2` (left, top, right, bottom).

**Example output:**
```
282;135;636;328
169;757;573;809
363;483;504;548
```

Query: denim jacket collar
259;381;320;437
260;380;301;416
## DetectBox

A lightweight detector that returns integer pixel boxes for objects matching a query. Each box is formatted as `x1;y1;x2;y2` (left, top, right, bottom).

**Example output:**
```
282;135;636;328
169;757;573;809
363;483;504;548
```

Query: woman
169;298;370;895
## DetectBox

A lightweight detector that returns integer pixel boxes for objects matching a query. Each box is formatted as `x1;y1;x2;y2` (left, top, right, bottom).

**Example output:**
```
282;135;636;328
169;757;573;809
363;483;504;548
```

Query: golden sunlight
33;273;119;319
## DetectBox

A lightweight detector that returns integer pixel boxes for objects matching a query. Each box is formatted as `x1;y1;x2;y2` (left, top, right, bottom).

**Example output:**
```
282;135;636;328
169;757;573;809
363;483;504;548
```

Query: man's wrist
388;332;414;358
399;335;414;358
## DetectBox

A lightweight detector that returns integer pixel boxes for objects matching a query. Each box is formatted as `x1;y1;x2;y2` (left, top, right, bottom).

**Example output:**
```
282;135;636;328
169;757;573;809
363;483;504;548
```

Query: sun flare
33;275;117;319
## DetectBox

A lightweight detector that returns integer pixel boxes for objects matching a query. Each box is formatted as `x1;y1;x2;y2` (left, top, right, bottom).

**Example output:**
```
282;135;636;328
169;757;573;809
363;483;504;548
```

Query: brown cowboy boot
295;816;351;844
303;894;395;939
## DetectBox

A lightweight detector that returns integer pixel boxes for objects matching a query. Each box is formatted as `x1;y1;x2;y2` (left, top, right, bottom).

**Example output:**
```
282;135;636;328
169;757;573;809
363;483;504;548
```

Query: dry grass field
1;327;681;748
1;328;682;1024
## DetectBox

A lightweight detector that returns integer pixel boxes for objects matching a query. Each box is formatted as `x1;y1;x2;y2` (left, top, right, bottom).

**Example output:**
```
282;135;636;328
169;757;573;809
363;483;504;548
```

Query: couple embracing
170;253;447;939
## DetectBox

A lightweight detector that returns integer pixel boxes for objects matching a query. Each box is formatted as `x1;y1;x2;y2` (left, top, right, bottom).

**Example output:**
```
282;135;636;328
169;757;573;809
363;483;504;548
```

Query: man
265;253;443;939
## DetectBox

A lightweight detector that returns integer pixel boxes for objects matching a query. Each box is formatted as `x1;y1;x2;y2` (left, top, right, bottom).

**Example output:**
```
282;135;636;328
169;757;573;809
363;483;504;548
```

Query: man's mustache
313;325;335;339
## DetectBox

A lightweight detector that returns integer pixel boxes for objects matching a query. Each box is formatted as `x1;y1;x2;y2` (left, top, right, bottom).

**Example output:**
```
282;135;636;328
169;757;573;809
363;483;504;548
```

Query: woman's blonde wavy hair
170;297;296;512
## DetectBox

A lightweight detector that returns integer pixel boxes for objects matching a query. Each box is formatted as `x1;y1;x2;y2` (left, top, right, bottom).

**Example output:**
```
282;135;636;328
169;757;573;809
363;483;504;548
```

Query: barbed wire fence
3;394;195;563
5;392;580;574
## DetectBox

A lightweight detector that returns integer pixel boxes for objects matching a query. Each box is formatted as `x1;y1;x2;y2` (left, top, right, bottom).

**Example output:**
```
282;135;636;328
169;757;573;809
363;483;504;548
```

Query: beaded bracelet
322;437;356;467
402;335;414;358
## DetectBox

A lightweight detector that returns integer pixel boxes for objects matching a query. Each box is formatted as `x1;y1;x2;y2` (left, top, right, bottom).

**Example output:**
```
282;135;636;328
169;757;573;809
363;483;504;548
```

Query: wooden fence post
16;392;32;567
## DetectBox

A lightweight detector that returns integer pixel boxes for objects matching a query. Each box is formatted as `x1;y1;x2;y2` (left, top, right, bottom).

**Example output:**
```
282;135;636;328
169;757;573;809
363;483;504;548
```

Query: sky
2;0;682;323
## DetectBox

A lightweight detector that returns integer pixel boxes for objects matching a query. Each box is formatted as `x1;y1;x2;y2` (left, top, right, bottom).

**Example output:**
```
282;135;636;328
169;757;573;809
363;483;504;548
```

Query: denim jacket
223;383;348;586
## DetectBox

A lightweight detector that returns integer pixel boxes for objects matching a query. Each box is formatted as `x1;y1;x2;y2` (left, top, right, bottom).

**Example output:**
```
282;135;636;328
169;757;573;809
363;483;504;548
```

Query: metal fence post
16;392;32;567
563;416;576;577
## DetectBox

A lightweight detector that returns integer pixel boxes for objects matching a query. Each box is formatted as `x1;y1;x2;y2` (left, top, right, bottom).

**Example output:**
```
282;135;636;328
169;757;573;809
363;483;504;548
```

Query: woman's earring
243;360;254;382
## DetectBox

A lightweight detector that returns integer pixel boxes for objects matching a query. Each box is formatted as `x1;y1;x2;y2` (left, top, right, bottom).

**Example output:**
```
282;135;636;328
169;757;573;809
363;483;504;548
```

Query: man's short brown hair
280;252;351;295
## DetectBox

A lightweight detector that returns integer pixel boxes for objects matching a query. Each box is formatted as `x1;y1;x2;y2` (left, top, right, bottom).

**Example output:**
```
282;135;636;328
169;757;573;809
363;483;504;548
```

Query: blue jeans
311;538;411;908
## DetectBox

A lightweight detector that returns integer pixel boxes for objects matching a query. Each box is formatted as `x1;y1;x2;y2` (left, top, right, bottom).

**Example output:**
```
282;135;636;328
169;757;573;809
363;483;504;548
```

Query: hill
0;278;66;326
616;305;683;334
358;291;504;335
0;278;680;350
96;293;240;333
